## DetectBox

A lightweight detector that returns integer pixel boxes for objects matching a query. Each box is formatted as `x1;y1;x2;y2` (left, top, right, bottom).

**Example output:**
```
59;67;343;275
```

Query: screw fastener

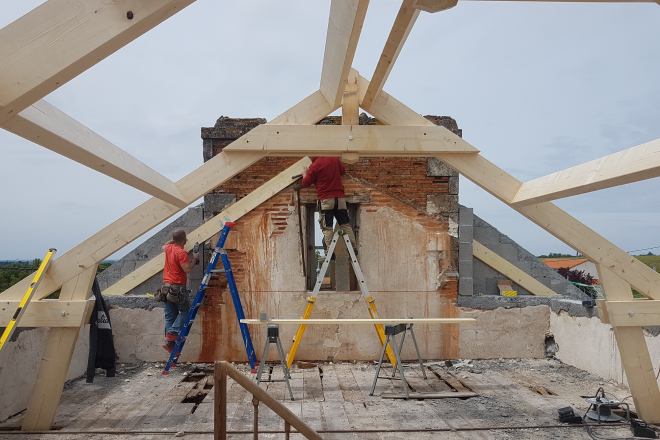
629;312;634;317
61;312;66;317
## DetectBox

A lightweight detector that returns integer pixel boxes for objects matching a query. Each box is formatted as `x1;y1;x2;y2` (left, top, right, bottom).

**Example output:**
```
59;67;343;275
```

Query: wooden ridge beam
463;0;657;3
361;0;420;110
413;0;458;12
472;240;558;296
2;100;187;207
320;0;370;109
604;299;660;327
222;124;478;156
358;75;660;299
0;299;94;328
102;158;312;296
0;0;196;125
511;137;660;206
0;91;335;302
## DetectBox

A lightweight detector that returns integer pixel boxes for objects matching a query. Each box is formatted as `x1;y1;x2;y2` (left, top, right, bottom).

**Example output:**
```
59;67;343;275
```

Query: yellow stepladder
285;231;397;368
0;248;57;354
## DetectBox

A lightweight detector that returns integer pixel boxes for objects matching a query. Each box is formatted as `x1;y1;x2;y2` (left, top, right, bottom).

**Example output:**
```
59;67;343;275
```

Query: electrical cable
627;244;660;254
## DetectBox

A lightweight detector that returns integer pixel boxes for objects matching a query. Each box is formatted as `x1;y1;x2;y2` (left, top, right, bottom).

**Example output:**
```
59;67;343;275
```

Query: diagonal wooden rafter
2;100;188;207
102;158;312;296
222;124;478;156
357;73;660;300
361;0;421;111
0;0;196;125
319;0;370;110
510;137;660;206
0;90;335;302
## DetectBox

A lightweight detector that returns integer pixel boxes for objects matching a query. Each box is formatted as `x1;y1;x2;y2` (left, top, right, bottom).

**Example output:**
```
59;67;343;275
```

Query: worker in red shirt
302;157;357;253
161;229;199;353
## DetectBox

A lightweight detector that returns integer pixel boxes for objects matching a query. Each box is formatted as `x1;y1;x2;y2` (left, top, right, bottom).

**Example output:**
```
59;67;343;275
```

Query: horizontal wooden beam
2;100;188;207
0;90;335;302
102;158;312;296
356;75;660;299
0;299;93;328
511;137;660;206
605;300;660;327
241;318;477;324
320;0;370;109
464;0;657;3
0;0;195;125
473;240;558;296
223;125;478;156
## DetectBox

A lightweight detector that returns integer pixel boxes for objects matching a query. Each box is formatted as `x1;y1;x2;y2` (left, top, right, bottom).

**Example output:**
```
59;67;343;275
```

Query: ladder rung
210;269;226;273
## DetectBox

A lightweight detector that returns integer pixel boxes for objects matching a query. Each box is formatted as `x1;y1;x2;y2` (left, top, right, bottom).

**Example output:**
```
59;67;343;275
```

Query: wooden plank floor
0;359;643;439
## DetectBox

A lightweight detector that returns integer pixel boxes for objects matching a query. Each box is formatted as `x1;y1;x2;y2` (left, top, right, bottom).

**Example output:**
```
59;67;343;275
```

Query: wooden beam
22;265;97;431
357;75;660;299
361;0;420;110
0;90;335;302
473;240;558;296
223;124;479;156
0;0;196;125
605;300;660;327
342;69;360;125
268;90;333;125
319;0;370;109
413;0;458;12
102;158;312;296
0;299;93;328
2;100;187;207
597;265;660;423
241;318;477;324
464;0;657;3
511;137;660;206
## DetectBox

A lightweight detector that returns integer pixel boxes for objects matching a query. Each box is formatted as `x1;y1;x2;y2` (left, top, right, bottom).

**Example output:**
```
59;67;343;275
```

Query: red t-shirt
301;157;346;200
163;244;189;285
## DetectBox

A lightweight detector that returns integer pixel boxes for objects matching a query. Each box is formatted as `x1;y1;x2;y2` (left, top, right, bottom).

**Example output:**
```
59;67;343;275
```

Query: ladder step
210;269;225;273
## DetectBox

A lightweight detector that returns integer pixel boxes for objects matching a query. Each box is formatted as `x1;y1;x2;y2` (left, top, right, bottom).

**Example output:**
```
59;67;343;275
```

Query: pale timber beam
596;265;660;423
22;265;98;431
0;0;196;125
319;0;370;109
473;240;558;296
0;91;335;302
0;299;93;328
510;137;660;206
413;0;458;12
361;0;420;111
2;100;188;207
464;0;657;3
223;125;478;157
342;69;361;164
605;300;660;327
102;158;313;296
358;75;660;299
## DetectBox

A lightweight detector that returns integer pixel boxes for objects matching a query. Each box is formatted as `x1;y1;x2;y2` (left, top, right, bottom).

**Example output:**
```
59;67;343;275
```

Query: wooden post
597;265;660;423
21;265;97;431
214;361;227;440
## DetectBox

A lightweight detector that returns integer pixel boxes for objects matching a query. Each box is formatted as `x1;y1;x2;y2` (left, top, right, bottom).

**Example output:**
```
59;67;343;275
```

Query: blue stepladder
162;218;259;375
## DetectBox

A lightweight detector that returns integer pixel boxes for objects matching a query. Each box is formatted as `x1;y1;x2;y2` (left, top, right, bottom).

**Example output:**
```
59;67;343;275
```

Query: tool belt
155;283;188;304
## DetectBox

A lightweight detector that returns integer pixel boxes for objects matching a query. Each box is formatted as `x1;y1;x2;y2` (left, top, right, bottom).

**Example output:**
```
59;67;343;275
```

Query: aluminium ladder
163;219;258;374
285;230;397;368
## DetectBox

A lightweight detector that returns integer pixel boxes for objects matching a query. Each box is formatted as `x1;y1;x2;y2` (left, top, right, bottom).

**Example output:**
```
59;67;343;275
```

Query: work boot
163;341;175;353
165;332;178;342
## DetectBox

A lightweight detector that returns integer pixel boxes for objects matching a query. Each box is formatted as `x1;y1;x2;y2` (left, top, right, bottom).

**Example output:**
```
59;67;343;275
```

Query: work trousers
318;197;357;251
163;283;190;336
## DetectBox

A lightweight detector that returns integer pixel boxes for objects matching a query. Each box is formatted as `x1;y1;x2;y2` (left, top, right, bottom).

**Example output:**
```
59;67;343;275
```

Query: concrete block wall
97;205;205;295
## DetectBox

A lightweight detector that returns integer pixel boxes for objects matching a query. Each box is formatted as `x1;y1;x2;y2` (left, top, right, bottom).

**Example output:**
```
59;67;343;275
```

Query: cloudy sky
1;0;659;261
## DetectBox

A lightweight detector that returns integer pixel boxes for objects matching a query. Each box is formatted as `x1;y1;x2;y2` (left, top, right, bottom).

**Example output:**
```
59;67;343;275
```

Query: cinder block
427;195;459;215
473;259;499;278
459;242;473;261
458;224;473;243
204;193;237;215
473;225;500;245
489;244;518;262
448;176;459;195
459;259;473;277
473;277;500;296
426;158;459;177
459;206;473;226
458;277;473;296
512;260;532;275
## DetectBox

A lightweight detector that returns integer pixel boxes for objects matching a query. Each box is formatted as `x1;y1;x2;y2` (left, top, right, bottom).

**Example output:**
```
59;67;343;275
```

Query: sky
1;0;659;261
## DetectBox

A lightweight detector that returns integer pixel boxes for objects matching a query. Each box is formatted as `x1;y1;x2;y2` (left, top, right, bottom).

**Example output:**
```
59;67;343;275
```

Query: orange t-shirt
163;244;189;285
